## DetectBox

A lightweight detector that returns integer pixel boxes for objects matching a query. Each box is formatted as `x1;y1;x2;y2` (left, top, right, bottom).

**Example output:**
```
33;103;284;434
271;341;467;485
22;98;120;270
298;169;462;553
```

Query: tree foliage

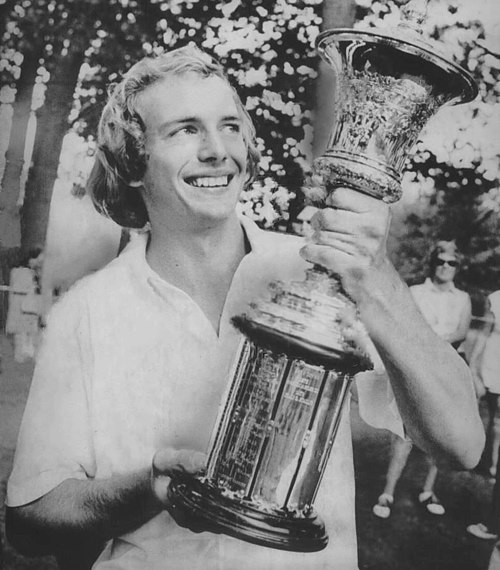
392;151;500;310
0;0;498;301
356;0;500;304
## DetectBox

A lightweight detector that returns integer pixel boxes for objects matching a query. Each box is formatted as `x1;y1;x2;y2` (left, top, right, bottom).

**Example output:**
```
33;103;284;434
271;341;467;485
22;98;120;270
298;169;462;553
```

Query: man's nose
198;130;227;162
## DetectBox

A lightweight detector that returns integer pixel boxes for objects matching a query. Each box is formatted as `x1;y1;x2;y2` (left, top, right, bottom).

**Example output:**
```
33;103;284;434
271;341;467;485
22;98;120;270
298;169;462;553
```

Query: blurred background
0;0;499;568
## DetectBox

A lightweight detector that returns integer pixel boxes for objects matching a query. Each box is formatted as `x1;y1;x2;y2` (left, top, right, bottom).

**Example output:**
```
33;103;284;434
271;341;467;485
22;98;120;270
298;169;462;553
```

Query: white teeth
189;175;229;188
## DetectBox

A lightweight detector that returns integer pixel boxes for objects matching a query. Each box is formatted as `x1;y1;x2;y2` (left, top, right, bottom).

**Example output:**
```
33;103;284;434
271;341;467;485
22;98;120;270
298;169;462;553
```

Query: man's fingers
311;208;360;236
151;448;207;507
312;205;389;236
300;244;355;271
310;218;366;250
327;187;389;214
153;448;207;477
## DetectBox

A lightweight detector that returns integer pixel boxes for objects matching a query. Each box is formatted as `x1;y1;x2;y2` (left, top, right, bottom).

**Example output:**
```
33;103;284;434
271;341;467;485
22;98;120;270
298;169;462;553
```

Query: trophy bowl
167;0;477;552
309;21;477;205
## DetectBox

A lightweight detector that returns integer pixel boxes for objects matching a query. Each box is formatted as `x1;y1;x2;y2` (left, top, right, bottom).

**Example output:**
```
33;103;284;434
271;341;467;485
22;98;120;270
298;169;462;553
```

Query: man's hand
6;451;207;559
299;188;391;303
151;448;208;533
151;448;207;506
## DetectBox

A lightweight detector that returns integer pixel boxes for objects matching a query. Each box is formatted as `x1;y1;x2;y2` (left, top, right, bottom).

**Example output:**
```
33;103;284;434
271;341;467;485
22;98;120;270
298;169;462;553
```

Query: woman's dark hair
428;240;462;277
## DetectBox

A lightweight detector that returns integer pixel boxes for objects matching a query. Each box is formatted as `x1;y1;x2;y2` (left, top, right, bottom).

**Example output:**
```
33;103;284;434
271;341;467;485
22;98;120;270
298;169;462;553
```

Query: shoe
372;493;394;519
490;466;497;484
467;523;498;540
418;491;445;515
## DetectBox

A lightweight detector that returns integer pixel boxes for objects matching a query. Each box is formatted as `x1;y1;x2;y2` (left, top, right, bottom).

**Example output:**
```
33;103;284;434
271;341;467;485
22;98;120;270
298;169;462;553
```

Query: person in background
373;241;472;519
467;290;500;541
5;248;43;363
5;47;483;570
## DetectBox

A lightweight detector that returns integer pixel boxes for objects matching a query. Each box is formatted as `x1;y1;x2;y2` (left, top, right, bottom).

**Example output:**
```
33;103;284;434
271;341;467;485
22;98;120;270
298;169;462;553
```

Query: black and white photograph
0;1;499;569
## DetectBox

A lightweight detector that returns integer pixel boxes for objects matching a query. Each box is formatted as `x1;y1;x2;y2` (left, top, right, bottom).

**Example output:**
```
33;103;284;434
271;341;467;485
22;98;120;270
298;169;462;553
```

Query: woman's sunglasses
436;258;458;268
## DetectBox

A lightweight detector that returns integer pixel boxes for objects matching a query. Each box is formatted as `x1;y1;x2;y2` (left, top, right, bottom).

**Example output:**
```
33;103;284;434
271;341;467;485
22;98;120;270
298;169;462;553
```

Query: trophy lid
316;0;478;104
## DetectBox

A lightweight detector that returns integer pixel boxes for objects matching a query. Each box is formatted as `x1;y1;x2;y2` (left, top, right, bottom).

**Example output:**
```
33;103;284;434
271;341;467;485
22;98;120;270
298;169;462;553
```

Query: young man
372;241;472;519
6;47;483;570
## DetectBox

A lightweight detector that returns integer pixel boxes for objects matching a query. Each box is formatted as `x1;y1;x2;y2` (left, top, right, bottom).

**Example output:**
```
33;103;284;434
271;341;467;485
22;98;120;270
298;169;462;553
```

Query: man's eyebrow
221;115;242;122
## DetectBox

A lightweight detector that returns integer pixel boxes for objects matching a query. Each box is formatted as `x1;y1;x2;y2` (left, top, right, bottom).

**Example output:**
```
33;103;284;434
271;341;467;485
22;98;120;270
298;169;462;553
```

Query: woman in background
467;290;500;541
5;248;43;363
372;241;472;519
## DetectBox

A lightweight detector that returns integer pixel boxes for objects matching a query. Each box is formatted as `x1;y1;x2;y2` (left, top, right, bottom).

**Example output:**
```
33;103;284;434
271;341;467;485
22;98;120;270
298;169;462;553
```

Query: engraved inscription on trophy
213;347;289;496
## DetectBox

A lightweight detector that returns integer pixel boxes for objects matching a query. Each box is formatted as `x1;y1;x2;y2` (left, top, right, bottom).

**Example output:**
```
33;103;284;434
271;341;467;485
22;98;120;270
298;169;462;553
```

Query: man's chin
191;203;239;226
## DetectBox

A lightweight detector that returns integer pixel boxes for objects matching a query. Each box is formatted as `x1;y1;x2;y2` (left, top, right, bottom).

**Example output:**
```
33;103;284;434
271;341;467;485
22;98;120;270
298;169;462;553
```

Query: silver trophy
168;0;477;552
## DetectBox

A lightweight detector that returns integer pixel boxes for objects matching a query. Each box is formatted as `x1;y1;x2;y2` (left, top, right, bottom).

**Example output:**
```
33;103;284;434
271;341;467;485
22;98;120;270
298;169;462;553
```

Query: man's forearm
7;469;162;556
355;259;484;468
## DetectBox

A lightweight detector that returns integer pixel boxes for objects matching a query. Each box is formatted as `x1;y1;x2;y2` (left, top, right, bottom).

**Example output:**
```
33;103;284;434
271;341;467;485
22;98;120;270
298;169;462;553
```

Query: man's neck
146;213;247;295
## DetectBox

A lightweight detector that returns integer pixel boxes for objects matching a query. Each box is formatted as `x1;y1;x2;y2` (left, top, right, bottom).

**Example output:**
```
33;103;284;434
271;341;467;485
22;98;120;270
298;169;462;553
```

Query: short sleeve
354;336;405;439
6;288;96;507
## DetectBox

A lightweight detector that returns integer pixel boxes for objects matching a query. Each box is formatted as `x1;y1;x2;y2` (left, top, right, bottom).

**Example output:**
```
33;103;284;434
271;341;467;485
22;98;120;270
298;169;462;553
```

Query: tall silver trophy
168;0;477;552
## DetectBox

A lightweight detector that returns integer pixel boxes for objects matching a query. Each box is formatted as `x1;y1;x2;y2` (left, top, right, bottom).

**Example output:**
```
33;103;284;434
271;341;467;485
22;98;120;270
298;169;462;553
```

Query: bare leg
467;395;500;537
373;435;412;518
381;435;413;497
488;447;500;535
419;456;445;514
467;442;500;540
487;542;500;570
492;416;500;477
487;393;500;476
422;458;438;493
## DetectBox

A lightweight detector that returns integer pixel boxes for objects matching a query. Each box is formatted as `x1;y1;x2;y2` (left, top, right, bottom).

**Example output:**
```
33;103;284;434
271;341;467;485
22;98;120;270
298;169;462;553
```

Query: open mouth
184;174;233;188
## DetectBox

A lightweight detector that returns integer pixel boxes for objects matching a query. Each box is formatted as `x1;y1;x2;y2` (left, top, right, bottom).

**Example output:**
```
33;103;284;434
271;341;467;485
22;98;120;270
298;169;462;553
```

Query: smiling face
135;72;248;231
432;254;458;284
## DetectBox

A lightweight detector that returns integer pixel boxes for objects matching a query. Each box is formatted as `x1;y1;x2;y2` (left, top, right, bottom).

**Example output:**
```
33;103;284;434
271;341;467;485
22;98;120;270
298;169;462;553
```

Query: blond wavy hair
87;45;260;228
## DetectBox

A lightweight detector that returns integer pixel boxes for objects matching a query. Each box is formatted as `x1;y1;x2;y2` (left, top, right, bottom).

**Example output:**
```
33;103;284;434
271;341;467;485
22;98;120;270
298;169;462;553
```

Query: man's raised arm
300;188;484;468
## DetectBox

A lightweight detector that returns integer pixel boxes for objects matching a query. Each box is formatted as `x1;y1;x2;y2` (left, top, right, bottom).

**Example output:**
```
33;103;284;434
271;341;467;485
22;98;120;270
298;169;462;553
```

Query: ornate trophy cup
168;0;477;552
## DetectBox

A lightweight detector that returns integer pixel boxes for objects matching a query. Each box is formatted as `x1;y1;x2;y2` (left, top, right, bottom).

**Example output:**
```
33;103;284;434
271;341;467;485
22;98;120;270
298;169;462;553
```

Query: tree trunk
312;0;357;157
21;48;84;252
0;49;39;248
0;0;15;34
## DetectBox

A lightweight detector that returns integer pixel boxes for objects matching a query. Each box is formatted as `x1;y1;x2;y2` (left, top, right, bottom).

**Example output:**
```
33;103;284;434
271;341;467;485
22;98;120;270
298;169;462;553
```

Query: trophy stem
237;264;373;370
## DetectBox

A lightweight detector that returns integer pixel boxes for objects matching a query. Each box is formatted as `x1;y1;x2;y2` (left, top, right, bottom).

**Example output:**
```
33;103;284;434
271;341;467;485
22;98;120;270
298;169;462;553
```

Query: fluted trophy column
167;0;477;552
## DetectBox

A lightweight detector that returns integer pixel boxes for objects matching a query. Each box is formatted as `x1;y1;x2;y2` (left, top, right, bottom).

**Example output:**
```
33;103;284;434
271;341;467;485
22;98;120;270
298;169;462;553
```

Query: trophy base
168;477;328;552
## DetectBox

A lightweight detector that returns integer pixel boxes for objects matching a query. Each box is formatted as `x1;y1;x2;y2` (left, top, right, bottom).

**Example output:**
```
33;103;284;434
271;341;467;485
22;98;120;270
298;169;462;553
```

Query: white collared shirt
7;215;402;570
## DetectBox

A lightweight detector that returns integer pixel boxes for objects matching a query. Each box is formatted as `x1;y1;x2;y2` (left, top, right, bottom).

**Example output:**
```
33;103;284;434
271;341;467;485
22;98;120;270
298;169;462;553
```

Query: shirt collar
237;212;271;255
123;212;268;289
424;277;457;293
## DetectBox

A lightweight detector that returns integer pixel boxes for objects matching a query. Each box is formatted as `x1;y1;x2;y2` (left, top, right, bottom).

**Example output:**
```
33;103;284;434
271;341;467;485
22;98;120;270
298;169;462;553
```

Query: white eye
172;125;197;137
223;122;241;134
